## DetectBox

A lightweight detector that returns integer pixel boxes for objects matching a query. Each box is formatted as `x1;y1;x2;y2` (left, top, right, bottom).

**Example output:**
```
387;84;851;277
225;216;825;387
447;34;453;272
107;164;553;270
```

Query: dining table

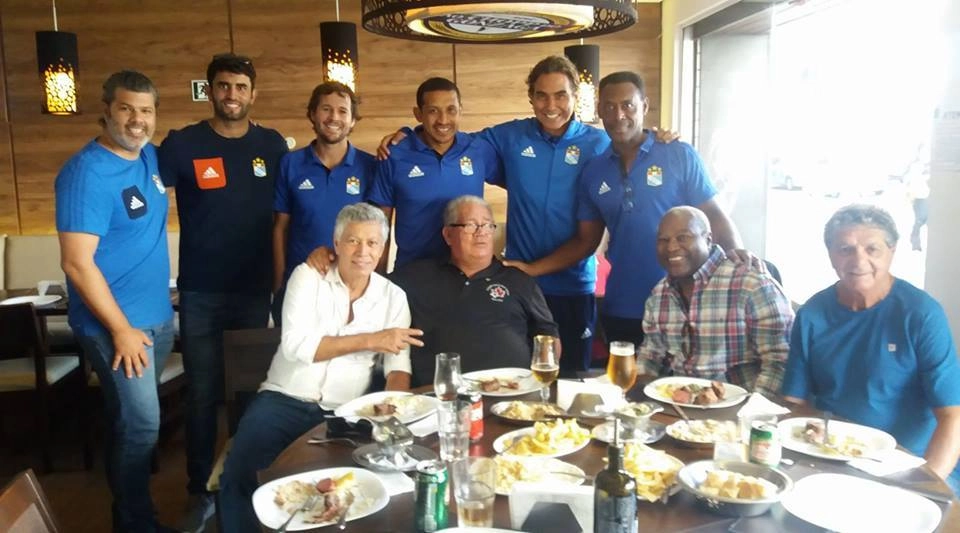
259;381;960;532
0;287;181;316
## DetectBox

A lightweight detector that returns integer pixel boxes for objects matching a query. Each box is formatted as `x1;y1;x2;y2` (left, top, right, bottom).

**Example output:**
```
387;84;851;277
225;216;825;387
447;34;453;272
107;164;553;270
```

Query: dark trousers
600;313;645;349
179;290;270;495
545;293;596;377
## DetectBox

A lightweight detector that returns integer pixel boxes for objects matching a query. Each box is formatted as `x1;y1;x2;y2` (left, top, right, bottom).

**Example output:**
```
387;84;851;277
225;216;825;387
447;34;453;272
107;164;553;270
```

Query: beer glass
531;335;560;402
434;352;462;401
451;457;497;527
606;341;638;400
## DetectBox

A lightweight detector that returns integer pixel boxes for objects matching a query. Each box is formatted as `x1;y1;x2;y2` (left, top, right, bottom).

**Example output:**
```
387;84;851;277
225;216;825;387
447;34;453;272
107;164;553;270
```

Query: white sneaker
179;493;215;533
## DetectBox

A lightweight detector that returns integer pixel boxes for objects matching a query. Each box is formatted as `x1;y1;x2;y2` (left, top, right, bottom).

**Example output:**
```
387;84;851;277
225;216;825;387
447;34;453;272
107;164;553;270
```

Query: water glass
437;400;470;462
451;457;497;527
435;352;463;401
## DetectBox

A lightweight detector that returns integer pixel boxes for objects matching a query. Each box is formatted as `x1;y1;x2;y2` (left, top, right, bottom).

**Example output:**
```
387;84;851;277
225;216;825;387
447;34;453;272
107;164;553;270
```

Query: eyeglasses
448;222;497;234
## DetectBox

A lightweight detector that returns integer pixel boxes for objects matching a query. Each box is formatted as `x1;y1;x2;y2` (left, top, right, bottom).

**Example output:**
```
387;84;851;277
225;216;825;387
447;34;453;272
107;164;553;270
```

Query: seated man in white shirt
218;202;424;533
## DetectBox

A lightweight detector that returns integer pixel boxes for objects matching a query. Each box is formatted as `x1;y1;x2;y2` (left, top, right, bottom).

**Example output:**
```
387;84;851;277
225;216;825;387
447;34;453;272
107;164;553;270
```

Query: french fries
502;419;589;456
620;443;683;502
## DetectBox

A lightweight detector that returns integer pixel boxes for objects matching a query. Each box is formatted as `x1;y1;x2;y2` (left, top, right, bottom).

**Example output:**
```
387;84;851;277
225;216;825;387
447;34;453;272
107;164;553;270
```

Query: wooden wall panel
0;124;17;234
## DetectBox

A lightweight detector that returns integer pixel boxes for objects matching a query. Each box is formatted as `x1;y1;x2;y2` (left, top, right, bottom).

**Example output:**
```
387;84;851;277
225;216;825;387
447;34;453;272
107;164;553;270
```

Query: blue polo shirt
55;141;174;336
368;128;501;269
274;142;376;281
478;118;609;296
577;133;716;319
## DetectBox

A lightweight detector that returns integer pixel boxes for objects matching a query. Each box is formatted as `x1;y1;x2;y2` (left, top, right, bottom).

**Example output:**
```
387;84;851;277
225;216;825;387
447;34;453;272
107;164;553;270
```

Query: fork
307;437;359;447
277;494;320;532
822;411;835;451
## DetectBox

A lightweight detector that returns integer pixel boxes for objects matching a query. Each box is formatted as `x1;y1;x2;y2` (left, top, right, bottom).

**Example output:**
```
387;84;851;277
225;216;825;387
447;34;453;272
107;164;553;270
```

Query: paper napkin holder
509;482;593;532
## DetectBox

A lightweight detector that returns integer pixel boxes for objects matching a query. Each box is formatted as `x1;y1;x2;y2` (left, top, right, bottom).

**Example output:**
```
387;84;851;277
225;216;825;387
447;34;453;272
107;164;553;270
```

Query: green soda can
414;459;448;532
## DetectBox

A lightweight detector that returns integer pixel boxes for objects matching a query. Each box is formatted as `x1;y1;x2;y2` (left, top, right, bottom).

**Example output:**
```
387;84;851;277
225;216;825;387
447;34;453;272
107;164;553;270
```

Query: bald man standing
636;207;793;397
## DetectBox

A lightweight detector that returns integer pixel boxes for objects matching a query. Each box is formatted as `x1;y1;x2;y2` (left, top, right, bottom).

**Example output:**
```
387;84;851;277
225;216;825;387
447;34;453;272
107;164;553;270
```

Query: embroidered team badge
345;176;361;195
252;157;267;178
646;165;663;187
486;283;509;302
460;156;474;176
151;174;165;193
564;145;580;165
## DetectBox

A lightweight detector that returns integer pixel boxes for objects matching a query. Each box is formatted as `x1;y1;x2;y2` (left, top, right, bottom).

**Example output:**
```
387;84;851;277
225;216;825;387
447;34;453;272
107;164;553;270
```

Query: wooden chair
0;303;84;473
0;469;62;532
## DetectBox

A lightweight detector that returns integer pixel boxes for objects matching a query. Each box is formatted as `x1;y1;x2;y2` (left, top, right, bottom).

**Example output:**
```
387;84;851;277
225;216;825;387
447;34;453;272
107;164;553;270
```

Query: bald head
656;207;713;279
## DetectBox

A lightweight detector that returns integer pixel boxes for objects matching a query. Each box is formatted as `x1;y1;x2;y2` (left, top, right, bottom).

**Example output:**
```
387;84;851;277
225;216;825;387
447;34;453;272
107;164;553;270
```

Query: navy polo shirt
367;128;501;269
274;142;376;281
478;118;610;296
577;133;717;319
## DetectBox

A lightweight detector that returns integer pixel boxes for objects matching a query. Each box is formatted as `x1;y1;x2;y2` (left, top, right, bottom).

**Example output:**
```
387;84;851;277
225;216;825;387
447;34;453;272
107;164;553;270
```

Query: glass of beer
451;457;497;527
607;341;638;400
434;352;462;401
531;335;560;402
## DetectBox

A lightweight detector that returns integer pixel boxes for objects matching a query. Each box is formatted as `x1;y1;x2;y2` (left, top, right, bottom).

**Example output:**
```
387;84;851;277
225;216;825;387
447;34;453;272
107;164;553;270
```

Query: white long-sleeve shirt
260;264;412;408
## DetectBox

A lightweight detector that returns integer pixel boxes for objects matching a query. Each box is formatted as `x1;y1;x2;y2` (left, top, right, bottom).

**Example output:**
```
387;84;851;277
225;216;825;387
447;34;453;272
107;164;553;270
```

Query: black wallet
325;417;373;439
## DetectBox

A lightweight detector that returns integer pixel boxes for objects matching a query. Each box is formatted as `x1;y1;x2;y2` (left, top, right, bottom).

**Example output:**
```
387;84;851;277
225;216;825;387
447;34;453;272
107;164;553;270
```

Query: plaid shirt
638;246;794;397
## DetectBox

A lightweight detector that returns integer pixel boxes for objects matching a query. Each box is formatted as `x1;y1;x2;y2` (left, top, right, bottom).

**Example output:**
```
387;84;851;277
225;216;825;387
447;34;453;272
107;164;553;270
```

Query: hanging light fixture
362;1;637;44
320;0;359;91
565;42;599;123
35;0;78;115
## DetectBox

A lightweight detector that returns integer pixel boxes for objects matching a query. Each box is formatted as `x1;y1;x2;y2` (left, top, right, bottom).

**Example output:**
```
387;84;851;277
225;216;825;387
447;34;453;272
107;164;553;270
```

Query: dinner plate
591;420;666;444
665;419;739;448
780;473;941;533
778;417;896;461
334;391;439;424
493;456;586;495
462;368;541;397
252;467;389;531
644;376;749;409
489;400;570;424
0;295;62;307
493;426;590;458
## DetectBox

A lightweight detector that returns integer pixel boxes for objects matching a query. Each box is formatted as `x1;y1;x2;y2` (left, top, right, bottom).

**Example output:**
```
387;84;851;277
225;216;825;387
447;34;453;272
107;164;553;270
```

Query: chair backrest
0;469;61;533
0;304;49;388
3;236;64;290
223;328;281;436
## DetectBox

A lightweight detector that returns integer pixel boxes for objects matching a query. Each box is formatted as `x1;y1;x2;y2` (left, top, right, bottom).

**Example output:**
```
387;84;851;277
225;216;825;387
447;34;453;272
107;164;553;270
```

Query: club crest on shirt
252;157;267;178
460;156;474;176
151;174;165;194
486;283;509;302
345;176;361;195
646;165;663;187
564;145;580;165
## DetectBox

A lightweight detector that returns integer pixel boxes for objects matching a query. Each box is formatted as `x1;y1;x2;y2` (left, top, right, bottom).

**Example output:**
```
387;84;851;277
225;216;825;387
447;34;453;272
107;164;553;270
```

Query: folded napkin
407;413;438;437
557;379;624;412
735;392;791;418
374;470;415;496
848;449;927;477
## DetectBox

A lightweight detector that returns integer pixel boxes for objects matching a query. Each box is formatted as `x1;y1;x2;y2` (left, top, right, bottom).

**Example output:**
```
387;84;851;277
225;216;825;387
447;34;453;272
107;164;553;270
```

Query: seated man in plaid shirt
637;207;794;397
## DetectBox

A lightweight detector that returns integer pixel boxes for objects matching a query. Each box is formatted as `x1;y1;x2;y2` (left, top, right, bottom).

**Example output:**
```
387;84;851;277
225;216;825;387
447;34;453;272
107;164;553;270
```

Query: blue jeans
79;320;174;533
179;290;270;494
219;391;329;533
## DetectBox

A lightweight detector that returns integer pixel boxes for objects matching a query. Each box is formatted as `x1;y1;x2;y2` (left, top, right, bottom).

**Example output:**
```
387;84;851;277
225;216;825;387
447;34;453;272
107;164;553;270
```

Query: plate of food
644;377;748;409
592;420;666;445
778;417;896;461
493;455;586;495
493;418;591;458
678;460;793;517
490;401;570;424
252;467;388;530
666;419;739;447
618;442;684;502
462;368;540;397
334;391;440;424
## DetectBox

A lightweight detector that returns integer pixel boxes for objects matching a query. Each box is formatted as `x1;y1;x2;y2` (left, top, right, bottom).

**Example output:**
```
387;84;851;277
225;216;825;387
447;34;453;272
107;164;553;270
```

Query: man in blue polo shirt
272;81;375;324
512;71;748;350
367;77;501;269
56;71;175;532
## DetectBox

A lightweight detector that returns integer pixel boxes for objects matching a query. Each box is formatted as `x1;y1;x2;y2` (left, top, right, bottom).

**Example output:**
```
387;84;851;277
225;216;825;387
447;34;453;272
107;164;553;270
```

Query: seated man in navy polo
367;77;501;271
218;203;423;533
391;195;559;386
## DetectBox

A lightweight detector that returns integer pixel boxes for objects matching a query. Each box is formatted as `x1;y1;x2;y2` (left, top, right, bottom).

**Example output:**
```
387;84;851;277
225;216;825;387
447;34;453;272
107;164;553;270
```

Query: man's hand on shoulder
377;130;408;160
111;327;153;379
502;259;536;276
305;246;336;274
370;328;424;355
650;127;680;144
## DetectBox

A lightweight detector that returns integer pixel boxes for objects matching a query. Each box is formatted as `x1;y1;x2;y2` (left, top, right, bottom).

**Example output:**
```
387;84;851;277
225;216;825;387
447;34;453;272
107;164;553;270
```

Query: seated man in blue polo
505;71;751;350
783;205;960;493
272;81;376;324
637;207;793;397
391;195;558;386
367;77;501;270
218;203;423;533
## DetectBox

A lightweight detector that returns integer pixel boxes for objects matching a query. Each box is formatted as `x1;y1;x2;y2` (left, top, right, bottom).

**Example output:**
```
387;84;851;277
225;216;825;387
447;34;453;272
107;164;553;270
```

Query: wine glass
606;341;638;402
434;352;462;401
530;335;559;402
